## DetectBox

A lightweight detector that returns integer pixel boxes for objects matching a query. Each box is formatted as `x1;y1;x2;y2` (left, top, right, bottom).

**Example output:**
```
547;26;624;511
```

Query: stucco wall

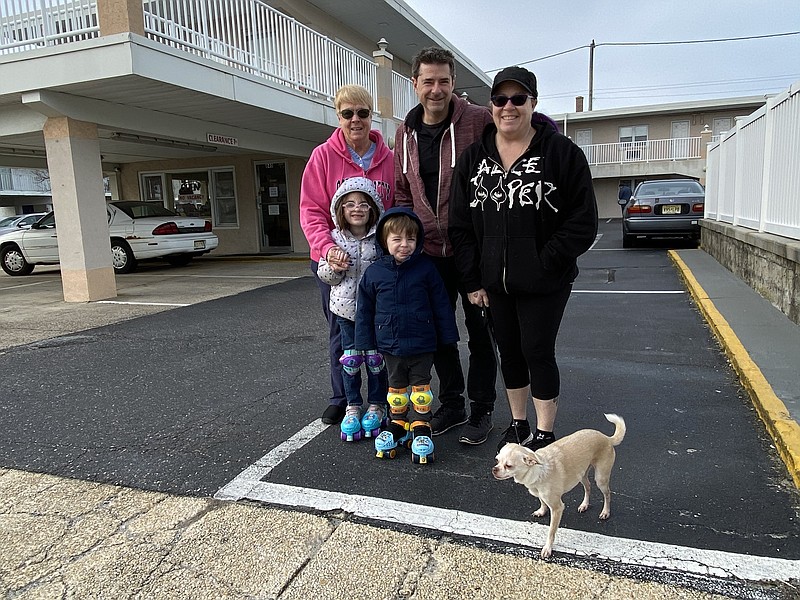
701;220;800;325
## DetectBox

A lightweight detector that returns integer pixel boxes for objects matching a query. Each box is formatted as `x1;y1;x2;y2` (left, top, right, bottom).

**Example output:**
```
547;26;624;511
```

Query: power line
487;31;800;72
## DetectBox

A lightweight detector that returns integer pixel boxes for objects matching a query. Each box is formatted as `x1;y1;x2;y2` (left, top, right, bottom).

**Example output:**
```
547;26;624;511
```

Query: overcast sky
402;0;800;116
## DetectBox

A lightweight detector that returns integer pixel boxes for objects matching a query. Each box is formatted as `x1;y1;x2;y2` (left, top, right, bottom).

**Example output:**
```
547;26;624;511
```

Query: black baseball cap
491;66;538;98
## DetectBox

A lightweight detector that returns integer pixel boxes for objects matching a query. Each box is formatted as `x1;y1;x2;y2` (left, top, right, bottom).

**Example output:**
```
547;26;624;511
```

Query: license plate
194;240;206;249
661;204;681;215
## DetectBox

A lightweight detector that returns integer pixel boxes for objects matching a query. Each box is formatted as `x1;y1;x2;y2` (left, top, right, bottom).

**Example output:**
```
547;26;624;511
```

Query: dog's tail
604;413;626;446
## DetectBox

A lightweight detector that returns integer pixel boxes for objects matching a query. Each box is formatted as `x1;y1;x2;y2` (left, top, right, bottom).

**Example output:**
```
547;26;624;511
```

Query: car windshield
638;181;704;197
112;201;178;219
0;216;17;227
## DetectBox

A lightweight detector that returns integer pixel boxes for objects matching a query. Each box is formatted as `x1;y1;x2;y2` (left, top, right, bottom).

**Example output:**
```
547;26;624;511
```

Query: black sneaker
430;406;468;436
527;429;556;451
459;412;493;445
496;419;534;452
321;404;345;425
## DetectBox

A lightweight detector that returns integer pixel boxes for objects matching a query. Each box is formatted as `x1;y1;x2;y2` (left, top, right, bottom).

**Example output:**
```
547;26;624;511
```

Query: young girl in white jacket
317;177;388;442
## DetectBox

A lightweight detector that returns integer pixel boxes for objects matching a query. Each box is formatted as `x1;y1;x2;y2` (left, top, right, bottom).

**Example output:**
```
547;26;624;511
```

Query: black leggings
488;284;572;400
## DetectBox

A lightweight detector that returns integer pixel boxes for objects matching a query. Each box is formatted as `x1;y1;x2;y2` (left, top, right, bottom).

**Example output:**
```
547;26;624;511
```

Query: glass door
255;161;291;253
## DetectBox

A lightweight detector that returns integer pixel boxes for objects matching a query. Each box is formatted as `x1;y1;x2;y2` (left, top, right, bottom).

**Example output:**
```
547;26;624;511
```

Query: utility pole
588;39;595;111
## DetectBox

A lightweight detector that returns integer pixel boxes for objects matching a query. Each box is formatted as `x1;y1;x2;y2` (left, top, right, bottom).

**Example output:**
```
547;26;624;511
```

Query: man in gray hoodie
394;47;497;445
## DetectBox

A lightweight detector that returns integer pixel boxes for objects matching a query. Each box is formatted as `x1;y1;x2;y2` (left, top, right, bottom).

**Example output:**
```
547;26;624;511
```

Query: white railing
578;137;701;166
0;167;52;193
392;70;415;120
705;80;800;241
142;0;376;102
0;0;98;52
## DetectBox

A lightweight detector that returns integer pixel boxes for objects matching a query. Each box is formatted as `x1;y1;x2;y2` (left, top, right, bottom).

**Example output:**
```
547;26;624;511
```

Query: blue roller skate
374;422;412;459
361;404;387;438
410;433;435;464
340;405;363;442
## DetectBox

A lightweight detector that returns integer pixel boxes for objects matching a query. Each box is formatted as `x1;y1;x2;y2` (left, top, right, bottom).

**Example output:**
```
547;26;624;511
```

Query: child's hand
326;248;350;271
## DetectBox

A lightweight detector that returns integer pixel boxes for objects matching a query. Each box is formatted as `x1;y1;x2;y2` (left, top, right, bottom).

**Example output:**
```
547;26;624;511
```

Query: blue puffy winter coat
355;207;459;356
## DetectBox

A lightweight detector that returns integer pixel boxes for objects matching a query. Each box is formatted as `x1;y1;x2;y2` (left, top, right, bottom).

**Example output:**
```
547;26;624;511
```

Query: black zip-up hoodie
448;119;598;296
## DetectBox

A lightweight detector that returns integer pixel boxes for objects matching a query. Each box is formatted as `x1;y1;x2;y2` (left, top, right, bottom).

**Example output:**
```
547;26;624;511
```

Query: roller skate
374;422;412;459
410;385;435;464
375;387;411;458
364;350;385;373
361;404;387;438
340;405;363;442
338;350;364;375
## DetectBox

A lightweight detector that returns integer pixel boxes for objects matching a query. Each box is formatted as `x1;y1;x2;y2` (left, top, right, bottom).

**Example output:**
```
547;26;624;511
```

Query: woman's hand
326;247;350;272
468;289;489;308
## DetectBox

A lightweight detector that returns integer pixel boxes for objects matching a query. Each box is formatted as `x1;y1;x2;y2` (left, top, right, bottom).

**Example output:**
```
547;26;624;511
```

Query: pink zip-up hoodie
300;127;394;262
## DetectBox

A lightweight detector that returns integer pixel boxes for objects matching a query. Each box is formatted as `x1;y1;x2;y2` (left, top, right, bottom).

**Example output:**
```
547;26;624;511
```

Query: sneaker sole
458;425;493;445
431;417;468;436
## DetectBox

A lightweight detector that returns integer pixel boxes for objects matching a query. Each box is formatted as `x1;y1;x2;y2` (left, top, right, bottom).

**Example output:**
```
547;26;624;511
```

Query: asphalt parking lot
1;220;798;598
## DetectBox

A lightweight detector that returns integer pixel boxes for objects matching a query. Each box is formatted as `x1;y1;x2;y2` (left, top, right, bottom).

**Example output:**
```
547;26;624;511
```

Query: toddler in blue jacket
355;207;459;464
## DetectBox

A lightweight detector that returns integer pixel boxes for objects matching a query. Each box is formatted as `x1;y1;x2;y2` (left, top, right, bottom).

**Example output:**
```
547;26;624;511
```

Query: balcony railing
1;0;418;112
142;0;377;102
578;137;702;166
0;0;99;52
0;167;52;194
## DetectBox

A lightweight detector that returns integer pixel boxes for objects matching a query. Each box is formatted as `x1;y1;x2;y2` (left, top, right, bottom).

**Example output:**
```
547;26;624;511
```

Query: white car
0;212;47;236
0;201;219;276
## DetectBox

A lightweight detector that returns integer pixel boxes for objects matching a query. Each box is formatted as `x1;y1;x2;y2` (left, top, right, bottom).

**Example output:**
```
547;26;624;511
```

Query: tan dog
492;414;626;558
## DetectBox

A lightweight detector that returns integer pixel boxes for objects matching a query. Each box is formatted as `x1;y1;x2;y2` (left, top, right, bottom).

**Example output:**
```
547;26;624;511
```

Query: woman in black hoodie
449;66;598;452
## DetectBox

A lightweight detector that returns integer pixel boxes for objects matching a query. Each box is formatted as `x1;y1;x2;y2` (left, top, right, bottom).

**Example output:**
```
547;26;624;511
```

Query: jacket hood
329;177;385;230
376;206;425;258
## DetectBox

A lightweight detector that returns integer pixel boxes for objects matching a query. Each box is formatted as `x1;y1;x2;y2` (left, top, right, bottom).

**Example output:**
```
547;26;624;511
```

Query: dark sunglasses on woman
339;108;371;119
490;94;534;107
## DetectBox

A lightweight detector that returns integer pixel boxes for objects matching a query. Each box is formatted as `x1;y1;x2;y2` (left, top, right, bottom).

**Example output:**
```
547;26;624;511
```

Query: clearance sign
207;133;239;147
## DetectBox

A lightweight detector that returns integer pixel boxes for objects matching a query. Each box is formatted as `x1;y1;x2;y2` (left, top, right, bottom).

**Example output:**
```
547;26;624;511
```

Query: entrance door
255;161;291;253
671;120;690;159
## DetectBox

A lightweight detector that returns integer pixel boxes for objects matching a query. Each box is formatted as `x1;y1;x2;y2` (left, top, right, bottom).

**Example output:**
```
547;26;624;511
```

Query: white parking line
95;300;190;307
0;280;52;290
214;419;797;584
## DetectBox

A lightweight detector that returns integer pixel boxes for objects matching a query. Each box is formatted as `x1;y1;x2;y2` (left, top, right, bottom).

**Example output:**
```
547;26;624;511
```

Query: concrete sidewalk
1;251;799;599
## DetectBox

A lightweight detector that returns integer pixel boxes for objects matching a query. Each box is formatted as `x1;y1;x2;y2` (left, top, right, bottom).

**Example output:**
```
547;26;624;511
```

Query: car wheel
0;245;34;276
165;254;192;267
110;239;137;274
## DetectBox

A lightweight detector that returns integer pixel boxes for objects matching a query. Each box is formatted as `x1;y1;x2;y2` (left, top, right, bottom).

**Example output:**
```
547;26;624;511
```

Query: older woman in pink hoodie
300;84;394;425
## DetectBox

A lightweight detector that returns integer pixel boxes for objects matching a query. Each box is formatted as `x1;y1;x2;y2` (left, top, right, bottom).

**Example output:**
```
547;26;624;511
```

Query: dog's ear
521;448;539;466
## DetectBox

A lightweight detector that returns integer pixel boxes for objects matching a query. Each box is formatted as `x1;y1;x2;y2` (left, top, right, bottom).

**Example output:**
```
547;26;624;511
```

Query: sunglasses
339;108;371;119
490;94;534;107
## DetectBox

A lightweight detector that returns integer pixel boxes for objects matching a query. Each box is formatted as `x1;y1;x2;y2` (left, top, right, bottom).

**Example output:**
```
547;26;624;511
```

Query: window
619;125;648;143
619;125;648;161
211;169;238;226
140;169;237;227
712;117;733;138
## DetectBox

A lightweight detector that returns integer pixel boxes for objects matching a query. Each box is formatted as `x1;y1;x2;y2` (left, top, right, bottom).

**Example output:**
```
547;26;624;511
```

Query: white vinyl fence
705;81;800;241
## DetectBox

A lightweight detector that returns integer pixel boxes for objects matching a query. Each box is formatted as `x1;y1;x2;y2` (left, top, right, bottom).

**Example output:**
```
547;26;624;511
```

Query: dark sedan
620;179;704;248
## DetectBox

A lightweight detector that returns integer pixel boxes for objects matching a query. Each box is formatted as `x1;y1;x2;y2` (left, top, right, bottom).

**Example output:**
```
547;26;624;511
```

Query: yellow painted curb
669;250;800;488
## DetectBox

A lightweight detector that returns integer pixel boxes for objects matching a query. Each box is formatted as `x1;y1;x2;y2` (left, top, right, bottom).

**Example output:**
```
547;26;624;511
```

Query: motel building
0;0;491;301
1;1;770;304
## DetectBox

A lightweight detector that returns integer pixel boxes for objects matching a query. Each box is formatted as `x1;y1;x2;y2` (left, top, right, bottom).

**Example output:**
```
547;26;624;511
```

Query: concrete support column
373;38;394;122
98;0;145;36
43;117;117;302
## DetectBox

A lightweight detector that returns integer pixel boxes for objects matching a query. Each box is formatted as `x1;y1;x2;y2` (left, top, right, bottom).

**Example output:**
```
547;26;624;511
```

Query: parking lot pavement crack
273;512;339;600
